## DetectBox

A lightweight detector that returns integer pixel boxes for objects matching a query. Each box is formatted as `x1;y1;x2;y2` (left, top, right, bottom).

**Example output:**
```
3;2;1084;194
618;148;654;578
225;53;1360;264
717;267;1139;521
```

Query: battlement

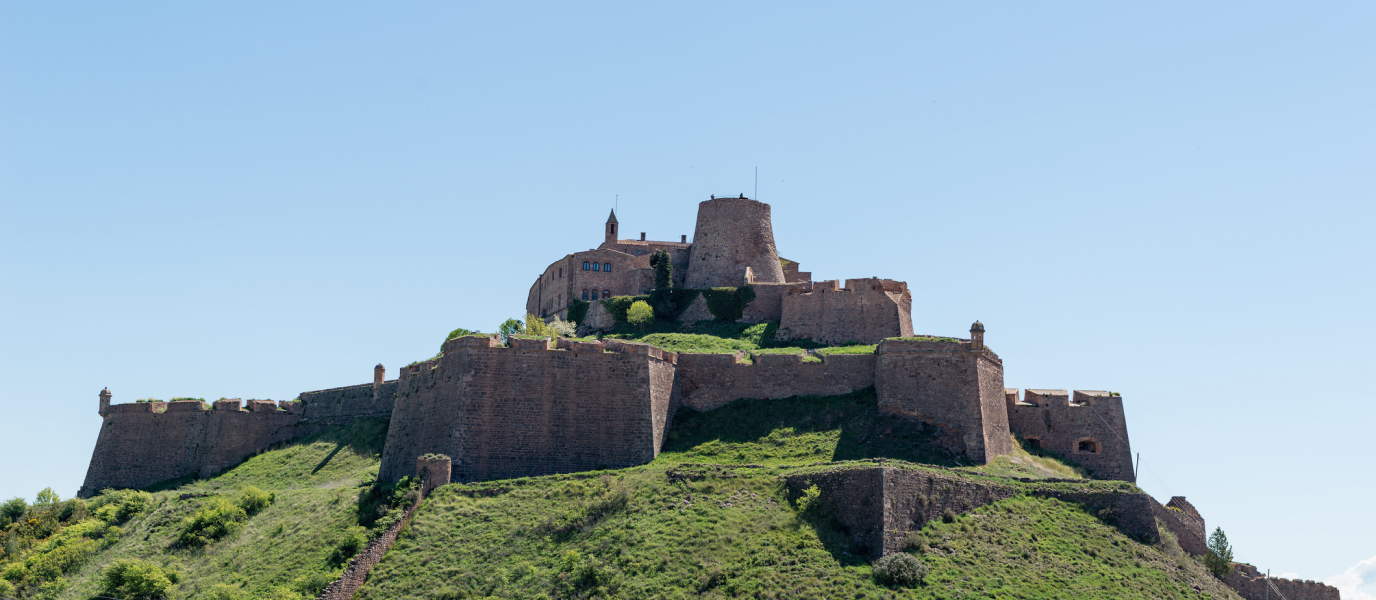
1227;563;1341;600
1005;388;1134;482
675;351;877;412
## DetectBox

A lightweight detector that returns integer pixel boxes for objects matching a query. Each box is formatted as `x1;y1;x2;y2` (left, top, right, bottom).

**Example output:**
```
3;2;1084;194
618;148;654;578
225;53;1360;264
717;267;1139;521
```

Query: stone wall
740;282;789;323
674;352;876;412
79;401;300;497
1225;563;1341;600
378;335;677;484
1006;389;1135;482
297;380;397;434
684;197;786;289
1149;495;1207;556
874;339;1012;463
784;465;1158;559
780;279;913;344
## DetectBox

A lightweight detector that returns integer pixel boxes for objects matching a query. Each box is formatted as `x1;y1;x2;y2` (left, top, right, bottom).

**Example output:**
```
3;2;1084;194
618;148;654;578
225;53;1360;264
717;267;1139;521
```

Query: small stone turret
970;321;985;352
604;209;619;246
373;364;385;397
99;387;111;417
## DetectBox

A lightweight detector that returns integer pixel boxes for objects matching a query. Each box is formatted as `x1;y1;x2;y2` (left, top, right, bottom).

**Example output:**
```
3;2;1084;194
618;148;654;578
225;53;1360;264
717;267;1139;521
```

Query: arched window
603;263;612;272
581;289;589;301
602;289;611;299
583;261;590;271
592;262;600;271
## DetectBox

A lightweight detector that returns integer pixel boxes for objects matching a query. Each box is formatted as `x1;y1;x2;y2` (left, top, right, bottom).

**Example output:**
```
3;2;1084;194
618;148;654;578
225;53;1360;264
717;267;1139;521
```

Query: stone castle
76;195;1337;599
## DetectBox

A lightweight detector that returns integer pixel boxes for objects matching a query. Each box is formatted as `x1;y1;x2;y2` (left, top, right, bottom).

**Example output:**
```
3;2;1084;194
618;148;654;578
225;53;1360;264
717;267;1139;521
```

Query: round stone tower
684;196;787;289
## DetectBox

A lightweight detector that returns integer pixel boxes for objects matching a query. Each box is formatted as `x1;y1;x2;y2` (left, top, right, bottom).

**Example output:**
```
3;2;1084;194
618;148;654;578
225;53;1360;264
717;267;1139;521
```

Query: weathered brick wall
684;197;786;289
1149;495;1207;556
674;352;876;412
784;465;1157;558
1226;563;1341;600
378;335;676;484
1005;389;1135;482
780;279;913;345
874;339;1010;463
79;402;300;497
297;380;397;435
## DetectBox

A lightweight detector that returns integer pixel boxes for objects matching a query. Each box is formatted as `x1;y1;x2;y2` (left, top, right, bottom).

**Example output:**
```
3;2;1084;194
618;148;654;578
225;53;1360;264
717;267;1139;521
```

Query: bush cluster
566;299;590;326
872;553;927;586
178;487;275;546
702;285;756;322
101;559;174;599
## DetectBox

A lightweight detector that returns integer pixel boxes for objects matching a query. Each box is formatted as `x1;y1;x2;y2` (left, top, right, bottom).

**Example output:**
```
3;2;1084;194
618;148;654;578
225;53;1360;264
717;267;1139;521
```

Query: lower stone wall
1225;563;1341;600
1006;389;1136;482
780;279;912;345
79;404;300;497
784;465;1158;559
1149;496;1207;556
674;352;876;412
740;282;788;323
298;380;397;434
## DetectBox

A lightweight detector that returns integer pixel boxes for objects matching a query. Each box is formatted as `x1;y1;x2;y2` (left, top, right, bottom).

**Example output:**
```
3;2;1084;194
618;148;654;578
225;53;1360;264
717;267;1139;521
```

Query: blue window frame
603;263;612;272
592;262;600;271
582;261;590;271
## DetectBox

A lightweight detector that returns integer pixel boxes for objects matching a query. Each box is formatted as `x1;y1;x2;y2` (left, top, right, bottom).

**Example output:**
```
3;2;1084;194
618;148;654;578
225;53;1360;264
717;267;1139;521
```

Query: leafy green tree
34;487;59;505
498;318;524;341
627;300;654;333
1;497;26;525
1204;526;1234;579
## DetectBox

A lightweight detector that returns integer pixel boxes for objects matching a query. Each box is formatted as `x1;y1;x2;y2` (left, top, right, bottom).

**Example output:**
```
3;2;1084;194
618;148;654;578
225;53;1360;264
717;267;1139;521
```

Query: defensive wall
1005;388;1136;482
783;464;1157;559
779;278;913;344
79;366;399;498
1225;563;1341;600
1149;495;1207;556
377;335;678;484
874;334;1012;463
674;351;877;412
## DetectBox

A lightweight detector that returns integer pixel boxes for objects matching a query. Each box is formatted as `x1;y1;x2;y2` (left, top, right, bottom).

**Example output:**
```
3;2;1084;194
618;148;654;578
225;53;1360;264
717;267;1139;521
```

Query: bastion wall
1225;563;1341;600
674;352;877;412
874;339;1012;463
1005;389;1135;482
377;335;678;484
780;279;914;345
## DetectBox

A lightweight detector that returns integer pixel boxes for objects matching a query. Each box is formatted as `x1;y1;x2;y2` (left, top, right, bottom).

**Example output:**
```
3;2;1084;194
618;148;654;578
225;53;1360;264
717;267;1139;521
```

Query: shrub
293;570;339;596
205;583;247;600
329;526;369;567
91;489;151;523
34;487;60;505
261;586;307;600
601;295;650;322
794;485;822;514
566;299;590;326
0;579;12;597
101;559;173;599
702;285;756;322
440;327;480;352
942;509;957;523
872;553;927;586
179;497;248;546
237;486;275;516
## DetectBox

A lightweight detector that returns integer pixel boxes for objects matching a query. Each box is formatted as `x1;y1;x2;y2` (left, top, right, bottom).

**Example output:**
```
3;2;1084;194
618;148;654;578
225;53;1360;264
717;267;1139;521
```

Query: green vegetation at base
601;320;833;354
356;466;1235;600
0;420;409;600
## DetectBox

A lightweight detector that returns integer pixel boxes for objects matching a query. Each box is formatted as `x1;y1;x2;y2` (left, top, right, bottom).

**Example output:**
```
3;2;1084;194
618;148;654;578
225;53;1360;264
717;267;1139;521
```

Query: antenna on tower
615;194;618;215
754;167;758;200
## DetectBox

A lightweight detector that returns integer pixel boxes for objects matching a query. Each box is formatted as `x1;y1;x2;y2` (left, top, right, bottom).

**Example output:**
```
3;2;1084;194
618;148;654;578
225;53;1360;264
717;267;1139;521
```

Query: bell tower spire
604;209;619;245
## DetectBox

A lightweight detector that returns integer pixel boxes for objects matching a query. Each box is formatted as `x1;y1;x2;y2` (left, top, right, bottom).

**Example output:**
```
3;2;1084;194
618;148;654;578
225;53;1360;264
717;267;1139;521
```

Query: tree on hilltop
1204;526;1234;579
628;300;654;333
441;327;480;352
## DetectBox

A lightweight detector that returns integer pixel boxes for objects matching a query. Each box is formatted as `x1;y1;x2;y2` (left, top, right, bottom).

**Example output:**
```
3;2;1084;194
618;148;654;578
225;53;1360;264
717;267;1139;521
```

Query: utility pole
1135;452;1141;481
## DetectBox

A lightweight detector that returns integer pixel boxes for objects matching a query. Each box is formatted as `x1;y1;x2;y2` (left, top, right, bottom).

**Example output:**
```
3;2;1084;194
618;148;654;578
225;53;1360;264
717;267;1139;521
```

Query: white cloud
1278;572;1300;580
1327;554;1376;600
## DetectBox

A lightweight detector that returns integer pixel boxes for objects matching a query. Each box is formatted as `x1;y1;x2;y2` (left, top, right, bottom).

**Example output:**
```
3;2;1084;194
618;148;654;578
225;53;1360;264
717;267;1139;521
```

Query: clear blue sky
2;2;1372;593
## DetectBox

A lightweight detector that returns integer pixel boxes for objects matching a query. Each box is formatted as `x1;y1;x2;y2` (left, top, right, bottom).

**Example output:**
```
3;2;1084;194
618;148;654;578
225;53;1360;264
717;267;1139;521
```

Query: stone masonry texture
784;465;1158;559
674;352;876;412
1005;389;1135;482
377;335;677;484
780;279;913;344
684;197;786;289
874;339;1012;464
1149;495;1207;556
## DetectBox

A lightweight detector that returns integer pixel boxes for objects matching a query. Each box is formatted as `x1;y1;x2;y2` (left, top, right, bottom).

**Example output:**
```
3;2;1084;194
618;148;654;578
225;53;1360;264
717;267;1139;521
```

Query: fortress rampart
1149;495;1206;556
79;399;300;497
780;279;913;344
674;352;877;412
1005;389;1135;482
875;337;1011;463
378;335;678;484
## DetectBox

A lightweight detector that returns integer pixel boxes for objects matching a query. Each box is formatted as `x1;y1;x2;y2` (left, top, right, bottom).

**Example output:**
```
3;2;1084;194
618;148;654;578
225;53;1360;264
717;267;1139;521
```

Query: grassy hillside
357;464;1236;600
0;420;408;600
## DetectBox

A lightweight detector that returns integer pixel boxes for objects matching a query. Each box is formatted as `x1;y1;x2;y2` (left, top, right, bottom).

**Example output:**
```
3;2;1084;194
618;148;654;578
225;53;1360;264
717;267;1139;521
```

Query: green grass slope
6;420;405;600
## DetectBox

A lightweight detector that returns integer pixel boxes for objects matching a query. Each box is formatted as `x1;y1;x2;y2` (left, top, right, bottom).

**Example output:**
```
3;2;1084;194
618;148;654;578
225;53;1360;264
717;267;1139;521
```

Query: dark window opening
1078;440;1099;453
603;263;612;272
592;262;600;271
1024;437;1041;449
602;289;610;299
581;289;589;301
583;261;589;271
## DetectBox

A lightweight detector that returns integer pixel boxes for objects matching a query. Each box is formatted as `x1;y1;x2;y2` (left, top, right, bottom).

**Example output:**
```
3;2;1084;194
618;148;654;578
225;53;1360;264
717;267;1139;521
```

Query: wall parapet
1226;563;1341;600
